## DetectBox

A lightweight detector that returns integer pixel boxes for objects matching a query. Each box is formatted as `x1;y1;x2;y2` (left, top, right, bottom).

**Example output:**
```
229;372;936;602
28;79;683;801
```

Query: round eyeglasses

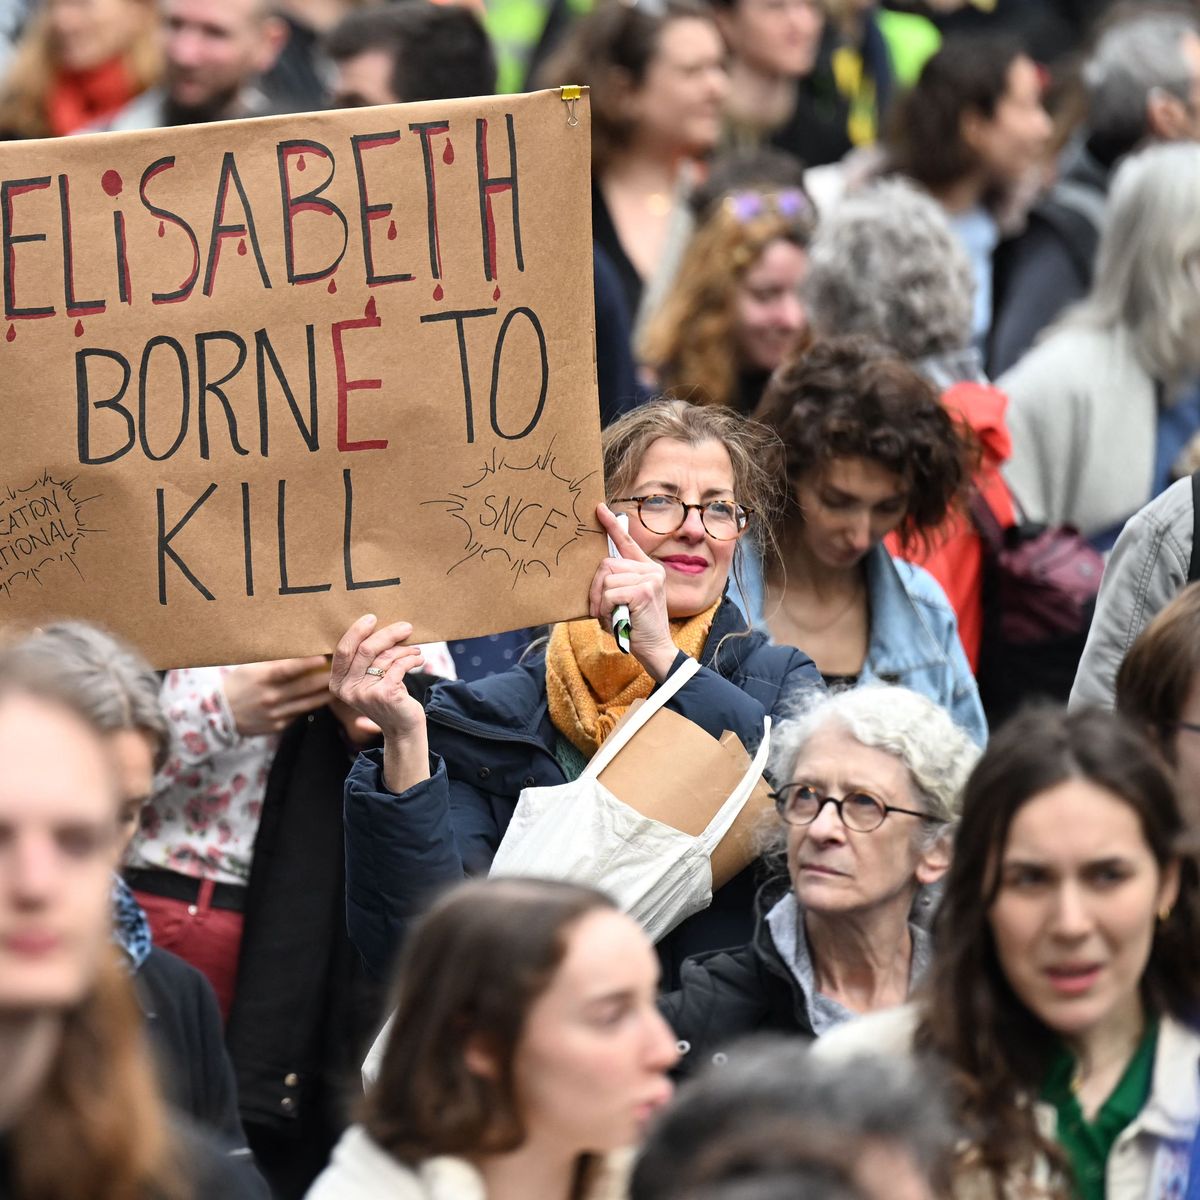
770;784;941;834
612;494;752;541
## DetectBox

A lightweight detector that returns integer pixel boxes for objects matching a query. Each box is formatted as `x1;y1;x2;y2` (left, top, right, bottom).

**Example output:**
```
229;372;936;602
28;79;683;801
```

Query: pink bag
970;496;1103;645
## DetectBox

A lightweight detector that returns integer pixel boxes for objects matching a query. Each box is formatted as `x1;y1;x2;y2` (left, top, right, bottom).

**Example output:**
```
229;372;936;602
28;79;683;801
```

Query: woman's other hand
591;504;678;683
223;656;330;736
331;615;430;792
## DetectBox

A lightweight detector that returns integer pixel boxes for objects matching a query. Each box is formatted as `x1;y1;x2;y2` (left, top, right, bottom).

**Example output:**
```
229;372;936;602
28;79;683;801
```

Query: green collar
1041;1020;1159;1200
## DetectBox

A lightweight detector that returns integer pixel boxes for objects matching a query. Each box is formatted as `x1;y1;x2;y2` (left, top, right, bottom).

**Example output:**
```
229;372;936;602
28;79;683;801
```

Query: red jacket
886;381;1015;673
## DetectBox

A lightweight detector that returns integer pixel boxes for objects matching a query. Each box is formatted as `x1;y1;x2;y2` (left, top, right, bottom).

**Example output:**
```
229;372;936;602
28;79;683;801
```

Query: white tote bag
362;661;770;1088
489;656;771;944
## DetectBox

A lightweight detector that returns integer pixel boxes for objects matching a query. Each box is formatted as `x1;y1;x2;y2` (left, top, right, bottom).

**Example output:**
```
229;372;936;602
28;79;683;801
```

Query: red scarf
46;58;138;136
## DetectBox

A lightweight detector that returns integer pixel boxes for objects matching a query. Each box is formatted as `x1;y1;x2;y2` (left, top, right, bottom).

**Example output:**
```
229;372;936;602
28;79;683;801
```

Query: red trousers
134;880;245;1022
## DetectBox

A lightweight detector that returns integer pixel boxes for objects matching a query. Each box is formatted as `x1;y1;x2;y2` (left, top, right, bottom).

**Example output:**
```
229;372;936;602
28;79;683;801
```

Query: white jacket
305;1126;630;1200
812;1004;1200;1200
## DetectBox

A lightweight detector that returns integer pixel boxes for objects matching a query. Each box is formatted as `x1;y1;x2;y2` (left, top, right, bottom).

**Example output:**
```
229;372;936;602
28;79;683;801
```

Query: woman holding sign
331;400;822;986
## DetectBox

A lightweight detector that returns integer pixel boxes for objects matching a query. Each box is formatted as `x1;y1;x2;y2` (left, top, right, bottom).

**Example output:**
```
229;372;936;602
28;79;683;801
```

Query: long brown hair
362;878;617;1163
915;706;1200;1197
11;950;185;1200
1115;582;1200;762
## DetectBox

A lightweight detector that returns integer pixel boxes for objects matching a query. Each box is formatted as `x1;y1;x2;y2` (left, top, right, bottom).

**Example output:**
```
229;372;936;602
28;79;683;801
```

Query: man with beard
101;0;288;128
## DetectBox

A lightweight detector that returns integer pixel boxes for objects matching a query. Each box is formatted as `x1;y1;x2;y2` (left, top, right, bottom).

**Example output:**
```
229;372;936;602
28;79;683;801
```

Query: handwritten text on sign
0;89;603;667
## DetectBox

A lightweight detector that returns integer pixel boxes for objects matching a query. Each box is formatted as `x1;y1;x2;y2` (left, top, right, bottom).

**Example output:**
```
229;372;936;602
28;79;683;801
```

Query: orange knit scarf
545;602;719;758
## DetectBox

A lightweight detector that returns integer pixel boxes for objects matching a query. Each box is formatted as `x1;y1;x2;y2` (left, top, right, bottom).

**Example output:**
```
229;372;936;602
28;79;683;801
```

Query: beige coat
812;1004;1200;1200
304;1125;631;1200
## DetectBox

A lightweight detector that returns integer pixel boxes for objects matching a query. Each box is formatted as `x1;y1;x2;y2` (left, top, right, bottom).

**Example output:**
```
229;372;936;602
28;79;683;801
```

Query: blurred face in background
162;0;282;114
794;456;908;571
46;0;149;71
0;695;119;1012
734;236;808;372
961;54;1052;188
1167;671;1200;826
331;48;398;108
109;729;157;859
621;17;729;158
718;0;824;80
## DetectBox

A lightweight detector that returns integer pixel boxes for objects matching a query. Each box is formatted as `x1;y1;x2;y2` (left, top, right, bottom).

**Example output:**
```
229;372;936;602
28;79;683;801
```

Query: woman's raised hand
331;616;431;792
590;504;678;683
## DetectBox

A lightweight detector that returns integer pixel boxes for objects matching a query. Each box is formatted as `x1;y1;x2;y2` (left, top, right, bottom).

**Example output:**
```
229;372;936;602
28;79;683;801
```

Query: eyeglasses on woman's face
611;494;752;541
771;783;941;833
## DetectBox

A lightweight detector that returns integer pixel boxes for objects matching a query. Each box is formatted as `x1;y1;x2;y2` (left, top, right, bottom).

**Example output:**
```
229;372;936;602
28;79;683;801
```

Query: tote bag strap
698;716;772;854
582;655;702;780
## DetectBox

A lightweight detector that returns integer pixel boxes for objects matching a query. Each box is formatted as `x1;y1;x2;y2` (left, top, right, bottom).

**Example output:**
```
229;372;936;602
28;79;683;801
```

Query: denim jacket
1070;475;1194;712
735;544;986;746
862;545;987;746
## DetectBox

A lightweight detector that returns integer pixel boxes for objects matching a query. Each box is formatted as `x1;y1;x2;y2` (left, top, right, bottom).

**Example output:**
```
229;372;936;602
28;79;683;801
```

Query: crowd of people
4;0;1200;1198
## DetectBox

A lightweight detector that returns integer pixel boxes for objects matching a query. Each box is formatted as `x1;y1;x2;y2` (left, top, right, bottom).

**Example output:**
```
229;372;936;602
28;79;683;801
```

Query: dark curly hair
752;335;975;556
914;705;1200;1199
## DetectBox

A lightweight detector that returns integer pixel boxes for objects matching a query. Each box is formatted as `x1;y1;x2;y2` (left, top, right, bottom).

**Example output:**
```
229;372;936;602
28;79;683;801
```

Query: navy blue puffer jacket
344;598;821;984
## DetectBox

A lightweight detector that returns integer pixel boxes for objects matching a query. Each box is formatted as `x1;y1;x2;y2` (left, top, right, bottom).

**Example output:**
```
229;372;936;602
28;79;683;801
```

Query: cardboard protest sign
0;88;604;667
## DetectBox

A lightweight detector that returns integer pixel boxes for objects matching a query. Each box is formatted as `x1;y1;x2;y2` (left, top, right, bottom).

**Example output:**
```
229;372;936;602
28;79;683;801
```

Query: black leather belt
124;867;247;913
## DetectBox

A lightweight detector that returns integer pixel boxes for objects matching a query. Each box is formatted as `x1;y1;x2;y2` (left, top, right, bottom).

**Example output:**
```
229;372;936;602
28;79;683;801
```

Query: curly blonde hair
641;199;814;410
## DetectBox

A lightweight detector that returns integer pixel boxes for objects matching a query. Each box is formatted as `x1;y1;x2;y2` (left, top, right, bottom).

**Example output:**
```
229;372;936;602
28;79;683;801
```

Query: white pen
607;512;632;654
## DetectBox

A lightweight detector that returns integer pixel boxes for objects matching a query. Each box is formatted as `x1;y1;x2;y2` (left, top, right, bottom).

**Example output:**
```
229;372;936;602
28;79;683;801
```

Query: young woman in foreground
307;879;678;1200
815;707;1200;1200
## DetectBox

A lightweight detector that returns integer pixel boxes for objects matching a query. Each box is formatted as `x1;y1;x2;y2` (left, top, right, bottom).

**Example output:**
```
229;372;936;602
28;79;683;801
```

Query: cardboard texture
0;89;604;667
597;701;776;889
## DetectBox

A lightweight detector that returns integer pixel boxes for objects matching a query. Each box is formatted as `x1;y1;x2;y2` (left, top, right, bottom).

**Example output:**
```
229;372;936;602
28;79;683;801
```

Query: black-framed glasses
612;494;752;541
770;783;942;834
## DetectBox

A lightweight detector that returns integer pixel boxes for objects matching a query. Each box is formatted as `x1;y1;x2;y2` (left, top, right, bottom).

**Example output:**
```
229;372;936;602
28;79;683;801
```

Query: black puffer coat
658;884;814;1078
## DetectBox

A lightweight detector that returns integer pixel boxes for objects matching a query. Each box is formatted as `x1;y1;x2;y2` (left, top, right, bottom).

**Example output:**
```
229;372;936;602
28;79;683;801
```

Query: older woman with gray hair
12;620;169;841
805;178;977;388
1000;142;1200;551
658;685;978;1076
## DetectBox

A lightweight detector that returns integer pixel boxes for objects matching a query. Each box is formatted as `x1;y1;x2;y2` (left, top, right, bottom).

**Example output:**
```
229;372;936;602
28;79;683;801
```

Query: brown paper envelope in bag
597;701;776;890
